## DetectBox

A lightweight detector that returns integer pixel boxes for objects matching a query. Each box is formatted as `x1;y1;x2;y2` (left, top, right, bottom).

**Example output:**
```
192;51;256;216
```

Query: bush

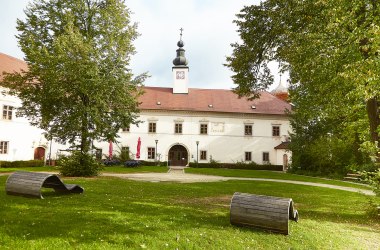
59;151;103;177
188;161;283;171
0;160;44;168
361;169;380;196
141;161;168;167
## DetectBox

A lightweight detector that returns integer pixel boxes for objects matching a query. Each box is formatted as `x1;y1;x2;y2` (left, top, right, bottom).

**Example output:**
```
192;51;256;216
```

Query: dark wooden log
5;171;84;199
230;192;298;235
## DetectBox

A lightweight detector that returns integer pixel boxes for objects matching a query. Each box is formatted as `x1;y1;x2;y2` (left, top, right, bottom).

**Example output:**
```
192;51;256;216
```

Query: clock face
176;71;185;79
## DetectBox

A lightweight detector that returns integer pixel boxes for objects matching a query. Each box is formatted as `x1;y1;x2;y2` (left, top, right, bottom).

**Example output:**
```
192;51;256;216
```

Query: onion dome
173;28;188;66
271;76;289;102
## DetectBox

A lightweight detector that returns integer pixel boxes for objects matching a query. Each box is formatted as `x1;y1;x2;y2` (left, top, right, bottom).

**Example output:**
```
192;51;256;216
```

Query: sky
0;0;283;90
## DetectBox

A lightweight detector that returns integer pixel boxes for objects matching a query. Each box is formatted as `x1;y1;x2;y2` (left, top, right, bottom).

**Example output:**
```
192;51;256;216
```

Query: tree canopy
1;0;146;175
226;0;380;172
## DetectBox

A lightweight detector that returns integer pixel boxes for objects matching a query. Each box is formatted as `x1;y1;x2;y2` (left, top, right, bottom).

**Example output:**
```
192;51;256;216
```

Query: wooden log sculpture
5;171;84;199
230;192;298;235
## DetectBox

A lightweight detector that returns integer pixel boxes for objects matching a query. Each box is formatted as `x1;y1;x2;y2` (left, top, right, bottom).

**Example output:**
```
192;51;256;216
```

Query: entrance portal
168;145;188;166
34;147;46;160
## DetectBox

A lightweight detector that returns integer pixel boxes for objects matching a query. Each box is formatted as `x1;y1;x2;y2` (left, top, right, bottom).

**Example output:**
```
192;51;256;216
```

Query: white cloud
1;0;285;90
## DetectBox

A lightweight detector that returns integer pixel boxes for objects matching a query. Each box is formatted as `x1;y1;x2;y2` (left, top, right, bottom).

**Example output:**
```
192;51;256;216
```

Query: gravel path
1;170;374;196
101;171;375;196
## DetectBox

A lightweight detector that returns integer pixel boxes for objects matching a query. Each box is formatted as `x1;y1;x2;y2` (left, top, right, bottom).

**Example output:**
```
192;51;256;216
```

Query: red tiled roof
274;141;290;149
139;87;291;115
0;53;28;80
0;53;291;115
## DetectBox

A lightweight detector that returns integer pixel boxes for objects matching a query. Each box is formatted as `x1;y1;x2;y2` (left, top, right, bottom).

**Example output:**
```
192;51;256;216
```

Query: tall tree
1;0;146;175
226;0;380;169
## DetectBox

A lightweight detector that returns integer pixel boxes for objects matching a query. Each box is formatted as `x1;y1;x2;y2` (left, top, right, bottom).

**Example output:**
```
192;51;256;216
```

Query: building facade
0;37;291;167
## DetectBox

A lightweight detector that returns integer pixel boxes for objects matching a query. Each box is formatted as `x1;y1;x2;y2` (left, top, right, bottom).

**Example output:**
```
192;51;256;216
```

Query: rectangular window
272;126;280;137
263;152;270;162
175;123;183;134
200;150;207;160
122;126;130;132
200;124;208;135
245;152;252;161
0;141;9;154
245;125;253;136
95;149;102;160
149;122;156;133
147;147;156;159
3;105;13;120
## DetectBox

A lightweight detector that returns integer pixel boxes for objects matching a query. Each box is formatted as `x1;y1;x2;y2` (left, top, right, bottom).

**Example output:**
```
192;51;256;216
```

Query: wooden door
168;145;188;166
34;147;45;160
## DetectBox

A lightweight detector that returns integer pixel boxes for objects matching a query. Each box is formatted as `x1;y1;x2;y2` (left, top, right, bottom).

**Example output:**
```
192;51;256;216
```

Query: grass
0;175;379;249
185;167;373;190
101;166;168;173
0;166;55;173
0;165;168;174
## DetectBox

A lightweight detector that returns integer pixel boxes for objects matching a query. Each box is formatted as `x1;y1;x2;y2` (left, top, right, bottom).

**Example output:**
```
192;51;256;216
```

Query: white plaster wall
1;88;292;165
95;110;292;165
0;88;47;161
172;67;189;94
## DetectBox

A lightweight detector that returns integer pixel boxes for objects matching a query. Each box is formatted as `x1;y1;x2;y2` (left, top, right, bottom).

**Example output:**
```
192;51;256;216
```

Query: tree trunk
366;98;380;161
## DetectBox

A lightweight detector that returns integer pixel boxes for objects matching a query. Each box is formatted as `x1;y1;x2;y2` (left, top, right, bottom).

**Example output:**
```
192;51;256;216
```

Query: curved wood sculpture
5;171;84;199
230;192;299;235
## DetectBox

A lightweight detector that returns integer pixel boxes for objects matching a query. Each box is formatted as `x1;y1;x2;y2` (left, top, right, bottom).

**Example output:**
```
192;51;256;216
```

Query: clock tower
172;28;189;94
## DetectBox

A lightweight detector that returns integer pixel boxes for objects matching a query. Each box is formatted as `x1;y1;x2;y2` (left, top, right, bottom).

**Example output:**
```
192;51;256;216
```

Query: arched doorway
34;147;46;160
283;154;288;171
168;145;188;166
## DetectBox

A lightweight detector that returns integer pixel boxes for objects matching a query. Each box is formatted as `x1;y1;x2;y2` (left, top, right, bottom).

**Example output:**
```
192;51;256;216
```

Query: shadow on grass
0;176;378;247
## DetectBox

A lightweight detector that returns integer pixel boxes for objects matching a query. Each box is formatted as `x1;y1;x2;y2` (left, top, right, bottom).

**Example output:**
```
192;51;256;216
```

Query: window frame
200;124;208;135
2;105;13;120
263;152;270;163
174;123;183;134
0;141;9;154
200;150;207;160
272;125;280;137
244;124;253;136
147;147;156;160
245;151;252;161
148;122;157;133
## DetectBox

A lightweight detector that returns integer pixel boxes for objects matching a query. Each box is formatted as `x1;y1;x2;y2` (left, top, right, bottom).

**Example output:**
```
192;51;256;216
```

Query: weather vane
179;28;183;40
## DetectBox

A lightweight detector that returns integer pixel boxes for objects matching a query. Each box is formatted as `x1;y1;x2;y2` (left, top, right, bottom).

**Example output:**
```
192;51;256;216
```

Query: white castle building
0;36;291;167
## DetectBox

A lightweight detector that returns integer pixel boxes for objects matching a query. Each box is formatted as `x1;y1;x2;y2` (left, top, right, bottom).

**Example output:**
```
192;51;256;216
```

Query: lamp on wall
155;139;158;165
196;141;199;166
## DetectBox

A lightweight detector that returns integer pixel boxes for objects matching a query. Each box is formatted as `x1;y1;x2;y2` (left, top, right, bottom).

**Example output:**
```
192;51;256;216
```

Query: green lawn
185;167;373;190
0;165;168;174
0;175;379;249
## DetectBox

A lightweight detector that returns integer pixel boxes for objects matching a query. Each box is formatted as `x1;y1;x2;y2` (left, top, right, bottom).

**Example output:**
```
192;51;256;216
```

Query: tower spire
173;28;188;66
172;28;189;94
179;27;183;41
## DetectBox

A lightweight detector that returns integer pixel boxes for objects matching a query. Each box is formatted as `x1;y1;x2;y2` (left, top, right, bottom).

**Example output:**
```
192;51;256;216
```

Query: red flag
136;137;141;159
108;140;113;159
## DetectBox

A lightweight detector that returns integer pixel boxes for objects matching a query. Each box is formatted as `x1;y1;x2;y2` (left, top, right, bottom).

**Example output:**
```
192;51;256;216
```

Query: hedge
188;162;283;171
0;160;44;168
